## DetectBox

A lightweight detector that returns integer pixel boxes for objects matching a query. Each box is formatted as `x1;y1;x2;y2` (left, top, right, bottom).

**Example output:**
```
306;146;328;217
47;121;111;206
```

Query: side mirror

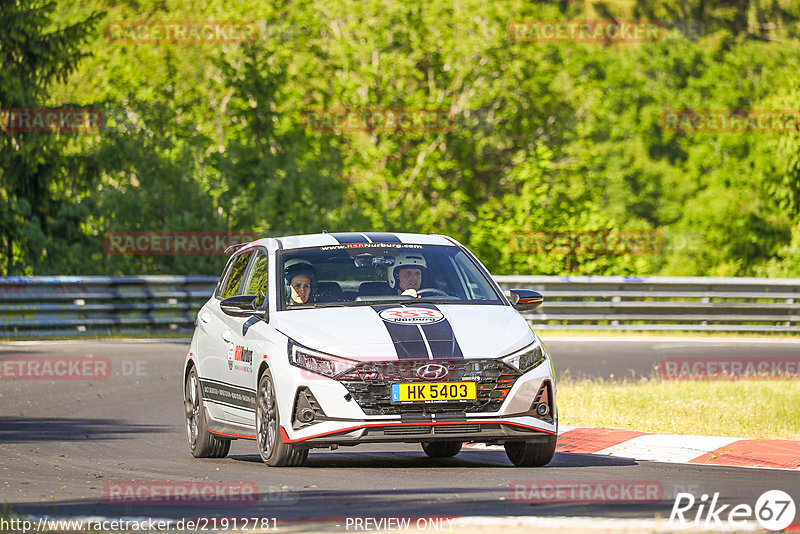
220;295;267;319
509;289;543;312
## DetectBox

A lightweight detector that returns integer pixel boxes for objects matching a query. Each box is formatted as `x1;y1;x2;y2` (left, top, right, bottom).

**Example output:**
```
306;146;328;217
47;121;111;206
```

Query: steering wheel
416;288;450;297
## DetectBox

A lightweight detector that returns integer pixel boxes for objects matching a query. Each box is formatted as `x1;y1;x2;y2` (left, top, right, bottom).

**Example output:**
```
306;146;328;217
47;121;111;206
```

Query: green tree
0;0;101;274
7;0;800;278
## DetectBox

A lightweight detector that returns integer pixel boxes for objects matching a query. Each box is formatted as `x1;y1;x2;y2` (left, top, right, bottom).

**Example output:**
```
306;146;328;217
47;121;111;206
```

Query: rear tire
185;368;231;458
421;441;462;458
256;369;308;467
504;434;557;467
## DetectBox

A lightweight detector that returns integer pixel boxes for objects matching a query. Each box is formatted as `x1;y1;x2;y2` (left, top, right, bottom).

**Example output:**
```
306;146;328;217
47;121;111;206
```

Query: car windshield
279;243;503;310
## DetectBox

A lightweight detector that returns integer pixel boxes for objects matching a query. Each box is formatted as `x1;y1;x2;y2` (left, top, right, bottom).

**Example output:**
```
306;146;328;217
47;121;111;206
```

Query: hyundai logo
416;363;448;380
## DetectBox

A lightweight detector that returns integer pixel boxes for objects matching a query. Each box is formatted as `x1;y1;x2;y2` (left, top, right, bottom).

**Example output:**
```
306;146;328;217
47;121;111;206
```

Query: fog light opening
293;387;326;429
535;403;549;417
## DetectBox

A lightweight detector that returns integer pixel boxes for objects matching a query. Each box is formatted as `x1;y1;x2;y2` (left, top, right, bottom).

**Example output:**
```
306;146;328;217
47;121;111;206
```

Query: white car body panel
183;232;557;456
272;305;534;360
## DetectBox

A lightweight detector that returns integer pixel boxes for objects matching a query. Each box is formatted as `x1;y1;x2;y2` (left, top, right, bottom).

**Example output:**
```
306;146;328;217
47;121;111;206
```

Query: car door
221;247;271;423
203;250;254;421
193;255;236;380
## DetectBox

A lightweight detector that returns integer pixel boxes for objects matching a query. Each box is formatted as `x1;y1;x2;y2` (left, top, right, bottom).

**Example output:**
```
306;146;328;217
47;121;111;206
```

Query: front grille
338;359;521;415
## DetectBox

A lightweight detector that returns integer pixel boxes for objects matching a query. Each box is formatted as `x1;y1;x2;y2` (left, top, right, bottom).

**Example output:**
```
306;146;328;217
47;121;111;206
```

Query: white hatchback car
184;232;557;467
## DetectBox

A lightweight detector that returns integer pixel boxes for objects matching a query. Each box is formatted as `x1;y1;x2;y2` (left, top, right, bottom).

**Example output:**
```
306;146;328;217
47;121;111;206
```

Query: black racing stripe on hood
365;232;401;243
415;304;464;359
330;233;368;244
372;305;429;359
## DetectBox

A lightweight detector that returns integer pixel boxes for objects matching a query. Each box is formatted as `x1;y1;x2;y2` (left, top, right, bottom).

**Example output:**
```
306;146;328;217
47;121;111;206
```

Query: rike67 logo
670;490;796;531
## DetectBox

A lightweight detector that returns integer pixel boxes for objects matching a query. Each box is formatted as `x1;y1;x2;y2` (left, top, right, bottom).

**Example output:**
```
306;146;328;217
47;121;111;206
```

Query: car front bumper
276;358;557;447
280;416;555;447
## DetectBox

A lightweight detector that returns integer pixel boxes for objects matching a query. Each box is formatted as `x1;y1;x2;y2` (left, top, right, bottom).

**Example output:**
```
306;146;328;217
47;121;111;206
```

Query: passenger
284;258;317;306
388;252;426;298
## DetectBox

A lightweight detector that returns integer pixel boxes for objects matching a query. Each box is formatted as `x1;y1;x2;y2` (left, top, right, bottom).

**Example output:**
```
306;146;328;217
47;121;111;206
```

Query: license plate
391;382;477;403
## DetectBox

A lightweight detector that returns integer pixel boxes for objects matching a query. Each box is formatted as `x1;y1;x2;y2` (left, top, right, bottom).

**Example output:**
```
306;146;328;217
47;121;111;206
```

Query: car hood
273;303;534;361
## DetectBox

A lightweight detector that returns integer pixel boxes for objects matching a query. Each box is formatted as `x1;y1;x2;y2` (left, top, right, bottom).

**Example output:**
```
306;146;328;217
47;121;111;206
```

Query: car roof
273;232;457;250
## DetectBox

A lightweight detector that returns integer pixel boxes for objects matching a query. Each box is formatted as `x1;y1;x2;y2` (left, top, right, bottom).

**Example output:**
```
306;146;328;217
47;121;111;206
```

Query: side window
242;250;269;308
452;252;491;300
215;256;235;297
219;252;252;299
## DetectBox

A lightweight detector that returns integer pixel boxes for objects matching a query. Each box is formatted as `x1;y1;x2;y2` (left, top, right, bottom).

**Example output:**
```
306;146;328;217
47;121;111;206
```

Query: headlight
501;344;547;373
287;340;358;378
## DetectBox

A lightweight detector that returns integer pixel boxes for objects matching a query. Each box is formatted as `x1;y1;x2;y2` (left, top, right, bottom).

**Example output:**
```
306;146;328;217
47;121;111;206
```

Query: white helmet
388;251;427;289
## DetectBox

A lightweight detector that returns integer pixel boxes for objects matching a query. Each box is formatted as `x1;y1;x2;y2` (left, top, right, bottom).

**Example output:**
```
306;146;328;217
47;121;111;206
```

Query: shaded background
2;0;799;278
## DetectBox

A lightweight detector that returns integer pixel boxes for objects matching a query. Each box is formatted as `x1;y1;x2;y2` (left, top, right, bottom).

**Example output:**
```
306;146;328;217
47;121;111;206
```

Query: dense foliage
2;0;799;277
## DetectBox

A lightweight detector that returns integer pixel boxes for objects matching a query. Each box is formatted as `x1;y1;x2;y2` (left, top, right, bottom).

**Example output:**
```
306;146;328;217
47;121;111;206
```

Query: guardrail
494;275;800;332
0;276;216;339
0;275;798;338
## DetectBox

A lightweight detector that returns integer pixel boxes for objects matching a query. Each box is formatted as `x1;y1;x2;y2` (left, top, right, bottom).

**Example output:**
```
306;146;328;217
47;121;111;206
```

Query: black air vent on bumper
383;425;432;436
531;381;554;424
433;424;481;434
293;387;326;430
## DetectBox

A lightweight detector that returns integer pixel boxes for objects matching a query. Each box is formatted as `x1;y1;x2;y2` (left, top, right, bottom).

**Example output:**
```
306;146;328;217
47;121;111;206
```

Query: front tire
185;367;231;458
256;370;308;467
421;441;462;458
504;434;557;467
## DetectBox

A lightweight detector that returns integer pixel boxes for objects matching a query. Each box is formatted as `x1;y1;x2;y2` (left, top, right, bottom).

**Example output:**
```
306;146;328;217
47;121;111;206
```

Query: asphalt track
0;338;798;529
544;335;800;379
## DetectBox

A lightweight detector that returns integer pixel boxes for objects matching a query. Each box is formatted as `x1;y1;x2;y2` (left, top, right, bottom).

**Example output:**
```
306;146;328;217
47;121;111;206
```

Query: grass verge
558;377;800;440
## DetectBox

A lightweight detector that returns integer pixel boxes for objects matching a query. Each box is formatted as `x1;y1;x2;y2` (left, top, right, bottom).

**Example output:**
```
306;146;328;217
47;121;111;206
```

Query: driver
388;252;426;298
284;258;318;306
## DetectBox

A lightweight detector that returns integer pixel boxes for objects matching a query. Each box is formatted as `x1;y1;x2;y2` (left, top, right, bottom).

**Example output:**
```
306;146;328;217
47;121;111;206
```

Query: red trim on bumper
280;420;555;443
